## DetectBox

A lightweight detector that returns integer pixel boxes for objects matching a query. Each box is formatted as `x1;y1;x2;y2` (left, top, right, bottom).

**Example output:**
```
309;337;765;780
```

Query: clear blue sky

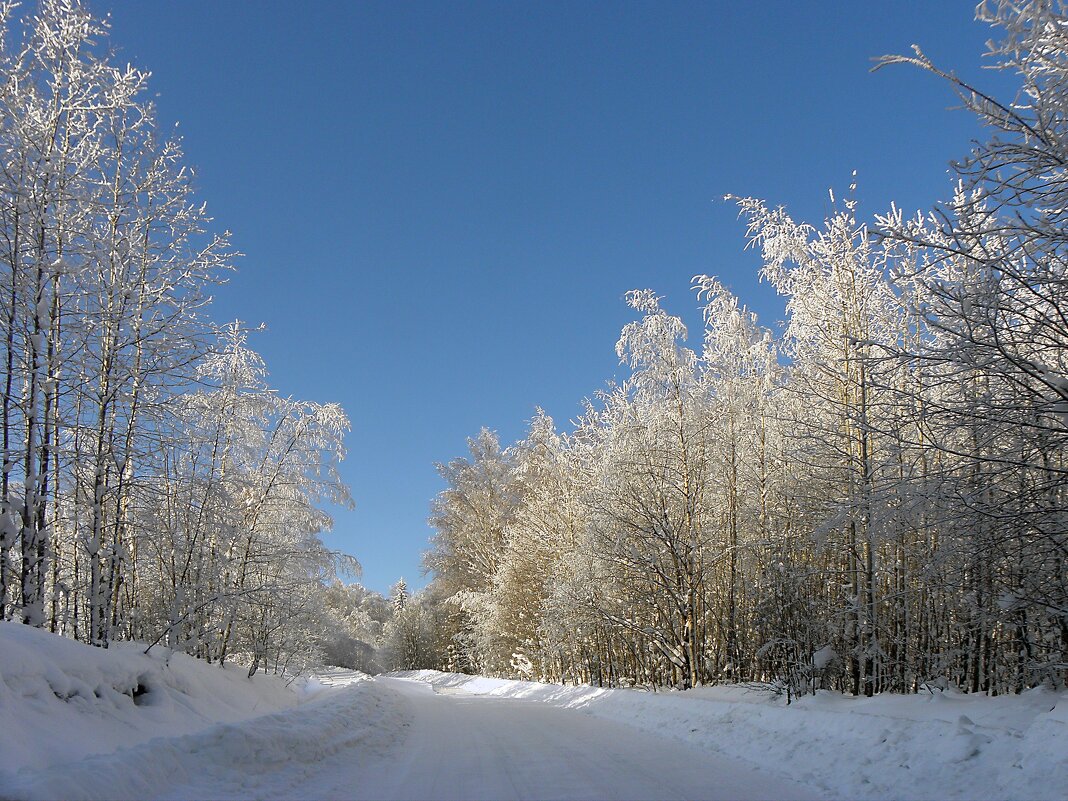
102;1;999;596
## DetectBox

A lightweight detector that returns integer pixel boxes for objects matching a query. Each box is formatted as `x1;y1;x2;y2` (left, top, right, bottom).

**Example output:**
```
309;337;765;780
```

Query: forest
0;0;361;675
412;2;1068;697
1;0;1066;702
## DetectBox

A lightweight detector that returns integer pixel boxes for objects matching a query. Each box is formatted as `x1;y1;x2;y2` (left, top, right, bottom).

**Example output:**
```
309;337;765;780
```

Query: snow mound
0;623;389;800
391;670;1068;801
4;674;402;801
0;622;300;774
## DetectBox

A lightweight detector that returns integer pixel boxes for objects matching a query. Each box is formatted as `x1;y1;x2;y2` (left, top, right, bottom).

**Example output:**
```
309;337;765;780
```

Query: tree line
421;1;1068;697
0;0;354;676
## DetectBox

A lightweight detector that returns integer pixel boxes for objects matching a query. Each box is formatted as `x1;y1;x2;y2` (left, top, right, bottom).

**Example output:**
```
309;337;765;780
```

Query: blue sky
103;1;999;596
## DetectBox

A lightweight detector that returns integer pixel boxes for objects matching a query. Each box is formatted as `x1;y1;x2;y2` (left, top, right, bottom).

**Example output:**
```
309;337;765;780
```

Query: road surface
160;675;819;801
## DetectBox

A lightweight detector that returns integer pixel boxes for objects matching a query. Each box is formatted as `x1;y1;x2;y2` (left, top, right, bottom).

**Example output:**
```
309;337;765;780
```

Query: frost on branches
0;1;357;678
421;1;1068;696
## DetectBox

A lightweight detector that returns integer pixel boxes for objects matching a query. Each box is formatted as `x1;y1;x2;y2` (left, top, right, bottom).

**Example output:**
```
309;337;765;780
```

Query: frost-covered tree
580;290;715;689
479;410;583;678
424;1;1067;697
875;0;1068;688
693;275;782;681
734;189;912;695
390;578;408;613
426;428;521;672
0;2;358;681
381;587;449;671
0;0;123;627
317;581;390;672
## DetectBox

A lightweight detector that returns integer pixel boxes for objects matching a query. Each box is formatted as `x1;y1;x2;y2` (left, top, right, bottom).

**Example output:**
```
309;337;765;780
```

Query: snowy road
5;633;1063;801
160;676;818;801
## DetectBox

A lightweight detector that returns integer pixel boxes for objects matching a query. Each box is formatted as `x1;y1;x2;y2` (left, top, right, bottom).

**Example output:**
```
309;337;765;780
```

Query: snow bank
0;622;305;775
0;623;388;800
391;670;1068;801
4;673;403;801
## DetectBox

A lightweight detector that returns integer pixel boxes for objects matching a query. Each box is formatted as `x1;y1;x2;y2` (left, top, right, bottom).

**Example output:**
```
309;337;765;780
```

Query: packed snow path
316;677;817;801
150;676;815;801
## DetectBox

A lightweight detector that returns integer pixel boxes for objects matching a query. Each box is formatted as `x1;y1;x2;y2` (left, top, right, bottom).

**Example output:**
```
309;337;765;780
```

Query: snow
0;626;808;801
0;622;309;775
0;625;810;801
341;677;817;801
392;670;1068;801
5;674;401;801
0;623;399;800
811;643;837;670
1;623;1064;800
158;676;814;801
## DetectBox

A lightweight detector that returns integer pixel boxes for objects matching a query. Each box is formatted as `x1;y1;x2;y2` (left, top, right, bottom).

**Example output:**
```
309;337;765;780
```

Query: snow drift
3;674;402;801
0;621;303;774
0;622;385;800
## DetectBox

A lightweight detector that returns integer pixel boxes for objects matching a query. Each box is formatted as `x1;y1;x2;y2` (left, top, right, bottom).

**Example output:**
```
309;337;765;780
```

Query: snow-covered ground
0;622;305;773
0;624;807;801
0;622;382;799
1;622;1064;800
393;669;1068;801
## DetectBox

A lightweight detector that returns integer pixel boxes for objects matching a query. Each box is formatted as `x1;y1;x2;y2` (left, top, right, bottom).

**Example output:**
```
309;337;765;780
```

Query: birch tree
878;0;1068;687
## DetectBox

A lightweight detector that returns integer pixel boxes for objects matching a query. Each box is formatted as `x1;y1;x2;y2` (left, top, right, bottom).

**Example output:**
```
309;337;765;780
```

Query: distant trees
424;1;1068;695
319;580;392;673
0;0;355;677
425;428;521;673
